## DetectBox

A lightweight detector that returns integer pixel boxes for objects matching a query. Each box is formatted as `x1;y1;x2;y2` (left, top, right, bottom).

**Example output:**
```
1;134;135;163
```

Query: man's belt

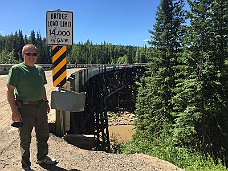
21;99;43;104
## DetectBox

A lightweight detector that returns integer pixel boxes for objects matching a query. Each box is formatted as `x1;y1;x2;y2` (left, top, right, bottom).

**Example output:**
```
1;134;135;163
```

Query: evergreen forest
1;0;228;170
0;30;149;65
121;0;228;170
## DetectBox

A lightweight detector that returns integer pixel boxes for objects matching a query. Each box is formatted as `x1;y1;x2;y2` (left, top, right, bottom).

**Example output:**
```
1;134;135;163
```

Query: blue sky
1;0;169;46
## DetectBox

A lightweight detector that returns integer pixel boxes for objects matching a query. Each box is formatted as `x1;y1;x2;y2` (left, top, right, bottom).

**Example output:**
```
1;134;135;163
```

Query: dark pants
19;101;49;168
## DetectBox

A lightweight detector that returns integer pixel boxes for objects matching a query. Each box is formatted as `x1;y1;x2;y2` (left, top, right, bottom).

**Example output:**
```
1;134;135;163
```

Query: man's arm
7;85;22;122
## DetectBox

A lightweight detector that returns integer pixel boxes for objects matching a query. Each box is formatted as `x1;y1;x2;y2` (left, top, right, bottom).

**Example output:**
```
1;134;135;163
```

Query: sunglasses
25;52;38;56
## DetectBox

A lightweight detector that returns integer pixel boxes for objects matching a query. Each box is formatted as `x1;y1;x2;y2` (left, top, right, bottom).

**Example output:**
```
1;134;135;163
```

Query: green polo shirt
7;63;47;101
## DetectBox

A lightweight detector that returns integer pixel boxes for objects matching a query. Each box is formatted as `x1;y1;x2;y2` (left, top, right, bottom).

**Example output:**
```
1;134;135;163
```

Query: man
7;44;56;171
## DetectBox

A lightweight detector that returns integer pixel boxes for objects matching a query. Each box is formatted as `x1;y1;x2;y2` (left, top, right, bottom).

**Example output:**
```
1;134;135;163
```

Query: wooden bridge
0;63;146;151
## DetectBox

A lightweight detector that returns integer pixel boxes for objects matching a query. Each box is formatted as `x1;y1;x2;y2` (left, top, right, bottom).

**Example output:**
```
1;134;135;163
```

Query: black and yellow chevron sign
52;46;67;87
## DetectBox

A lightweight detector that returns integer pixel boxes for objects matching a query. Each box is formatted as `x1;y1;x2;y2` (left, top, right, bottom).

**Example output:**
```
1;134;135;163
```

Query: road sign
46;10;73;46
52;46;67;87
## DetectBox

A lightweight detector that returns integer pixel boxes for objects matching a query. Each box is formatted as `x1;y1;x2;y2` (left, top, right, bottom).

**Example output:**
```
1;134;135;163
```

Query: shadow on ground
48;123;94;150
39;163;80;171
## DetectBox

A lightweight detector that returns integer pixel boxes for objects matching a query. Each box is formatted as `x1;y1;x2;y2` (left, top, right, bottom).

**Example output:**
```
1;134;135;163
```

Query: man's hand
46;103;50;114
12;109;22;122
7;85;22;122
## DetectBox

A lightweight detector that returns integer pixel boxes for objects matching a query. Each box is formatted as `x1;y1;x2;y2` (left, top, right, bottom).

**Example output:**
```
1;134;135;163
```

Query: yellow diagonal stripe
52;45;57;50
62;83;67;87
52;46;67;63
53;70;67;87
52;58;67;75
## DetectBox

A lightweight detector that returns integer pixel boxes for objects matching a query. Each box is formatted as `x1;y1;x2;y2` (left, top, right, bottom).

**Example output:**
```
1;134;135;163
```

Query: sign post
46;10;73;88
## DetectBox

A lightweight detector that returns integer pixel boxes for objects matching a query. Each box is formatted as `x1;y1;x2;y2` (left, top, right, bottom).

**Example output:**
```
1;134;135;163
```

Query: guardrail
0;63;147;75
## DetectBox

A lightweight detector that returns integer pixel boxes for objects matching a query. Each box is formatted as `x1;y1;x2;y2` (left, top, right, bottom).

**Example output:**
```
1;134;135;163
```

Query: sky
1;0;162;47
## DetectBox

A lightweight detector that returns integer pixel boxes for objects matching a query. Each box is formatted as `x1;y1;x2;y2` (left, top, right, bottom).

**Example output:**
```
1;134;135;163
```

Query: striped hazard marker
52;45;67;87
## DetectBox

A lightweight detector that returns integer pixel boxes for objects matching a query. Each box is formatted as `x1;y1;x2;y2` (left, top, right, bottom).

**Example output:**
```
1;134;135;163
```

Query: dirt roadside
0;68;184;171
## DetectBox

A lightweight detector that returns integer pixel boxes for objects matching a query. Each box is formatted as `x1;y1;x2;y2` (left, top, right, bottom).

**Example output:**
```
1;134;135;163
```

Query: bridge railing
0;63;147;75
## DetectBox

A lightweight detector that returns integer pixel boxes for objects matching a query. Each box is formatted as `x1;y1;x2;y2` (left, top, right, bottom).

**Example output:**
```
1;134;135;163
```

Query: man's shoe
22;167;33;171
36;156;57;165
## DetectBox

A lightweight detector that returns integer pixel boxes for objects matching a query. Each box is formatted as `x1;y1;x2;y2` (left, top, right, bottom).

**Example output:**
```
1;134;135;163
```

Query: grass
117;131;227;171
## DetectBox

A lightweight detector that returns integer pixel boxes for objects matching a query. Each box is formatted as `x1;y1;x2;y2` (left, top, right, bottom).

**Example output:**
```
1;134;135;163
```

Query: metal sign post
46;10;73;88
46;10;74;136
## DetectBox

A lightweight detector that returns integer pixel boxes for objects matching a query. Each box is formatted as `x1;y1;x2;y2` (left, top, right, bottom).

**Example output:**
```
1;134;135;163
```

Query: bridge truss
53;64;146;151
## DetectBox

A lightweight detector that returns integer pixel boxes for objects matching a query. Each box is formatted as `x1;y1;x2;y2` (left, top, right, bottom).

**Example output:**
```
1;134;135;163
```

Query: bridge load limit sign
46;10;73;46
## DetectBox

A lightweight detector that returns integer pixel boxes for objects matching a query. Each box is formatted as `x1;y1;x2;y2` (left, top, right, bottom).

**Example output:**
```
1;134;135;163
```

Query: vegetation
1;0;228;170
0;30;51;64
0;31;149;65
120;0;228;170
121;131;227;171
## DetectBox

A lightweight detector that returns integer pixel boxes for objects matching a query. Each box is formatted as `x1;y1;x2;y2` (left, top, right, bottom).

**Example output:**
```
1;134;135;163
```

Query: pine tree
18;30;25;61
135;0;186;136
29;30;36;45
174;0;228;164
